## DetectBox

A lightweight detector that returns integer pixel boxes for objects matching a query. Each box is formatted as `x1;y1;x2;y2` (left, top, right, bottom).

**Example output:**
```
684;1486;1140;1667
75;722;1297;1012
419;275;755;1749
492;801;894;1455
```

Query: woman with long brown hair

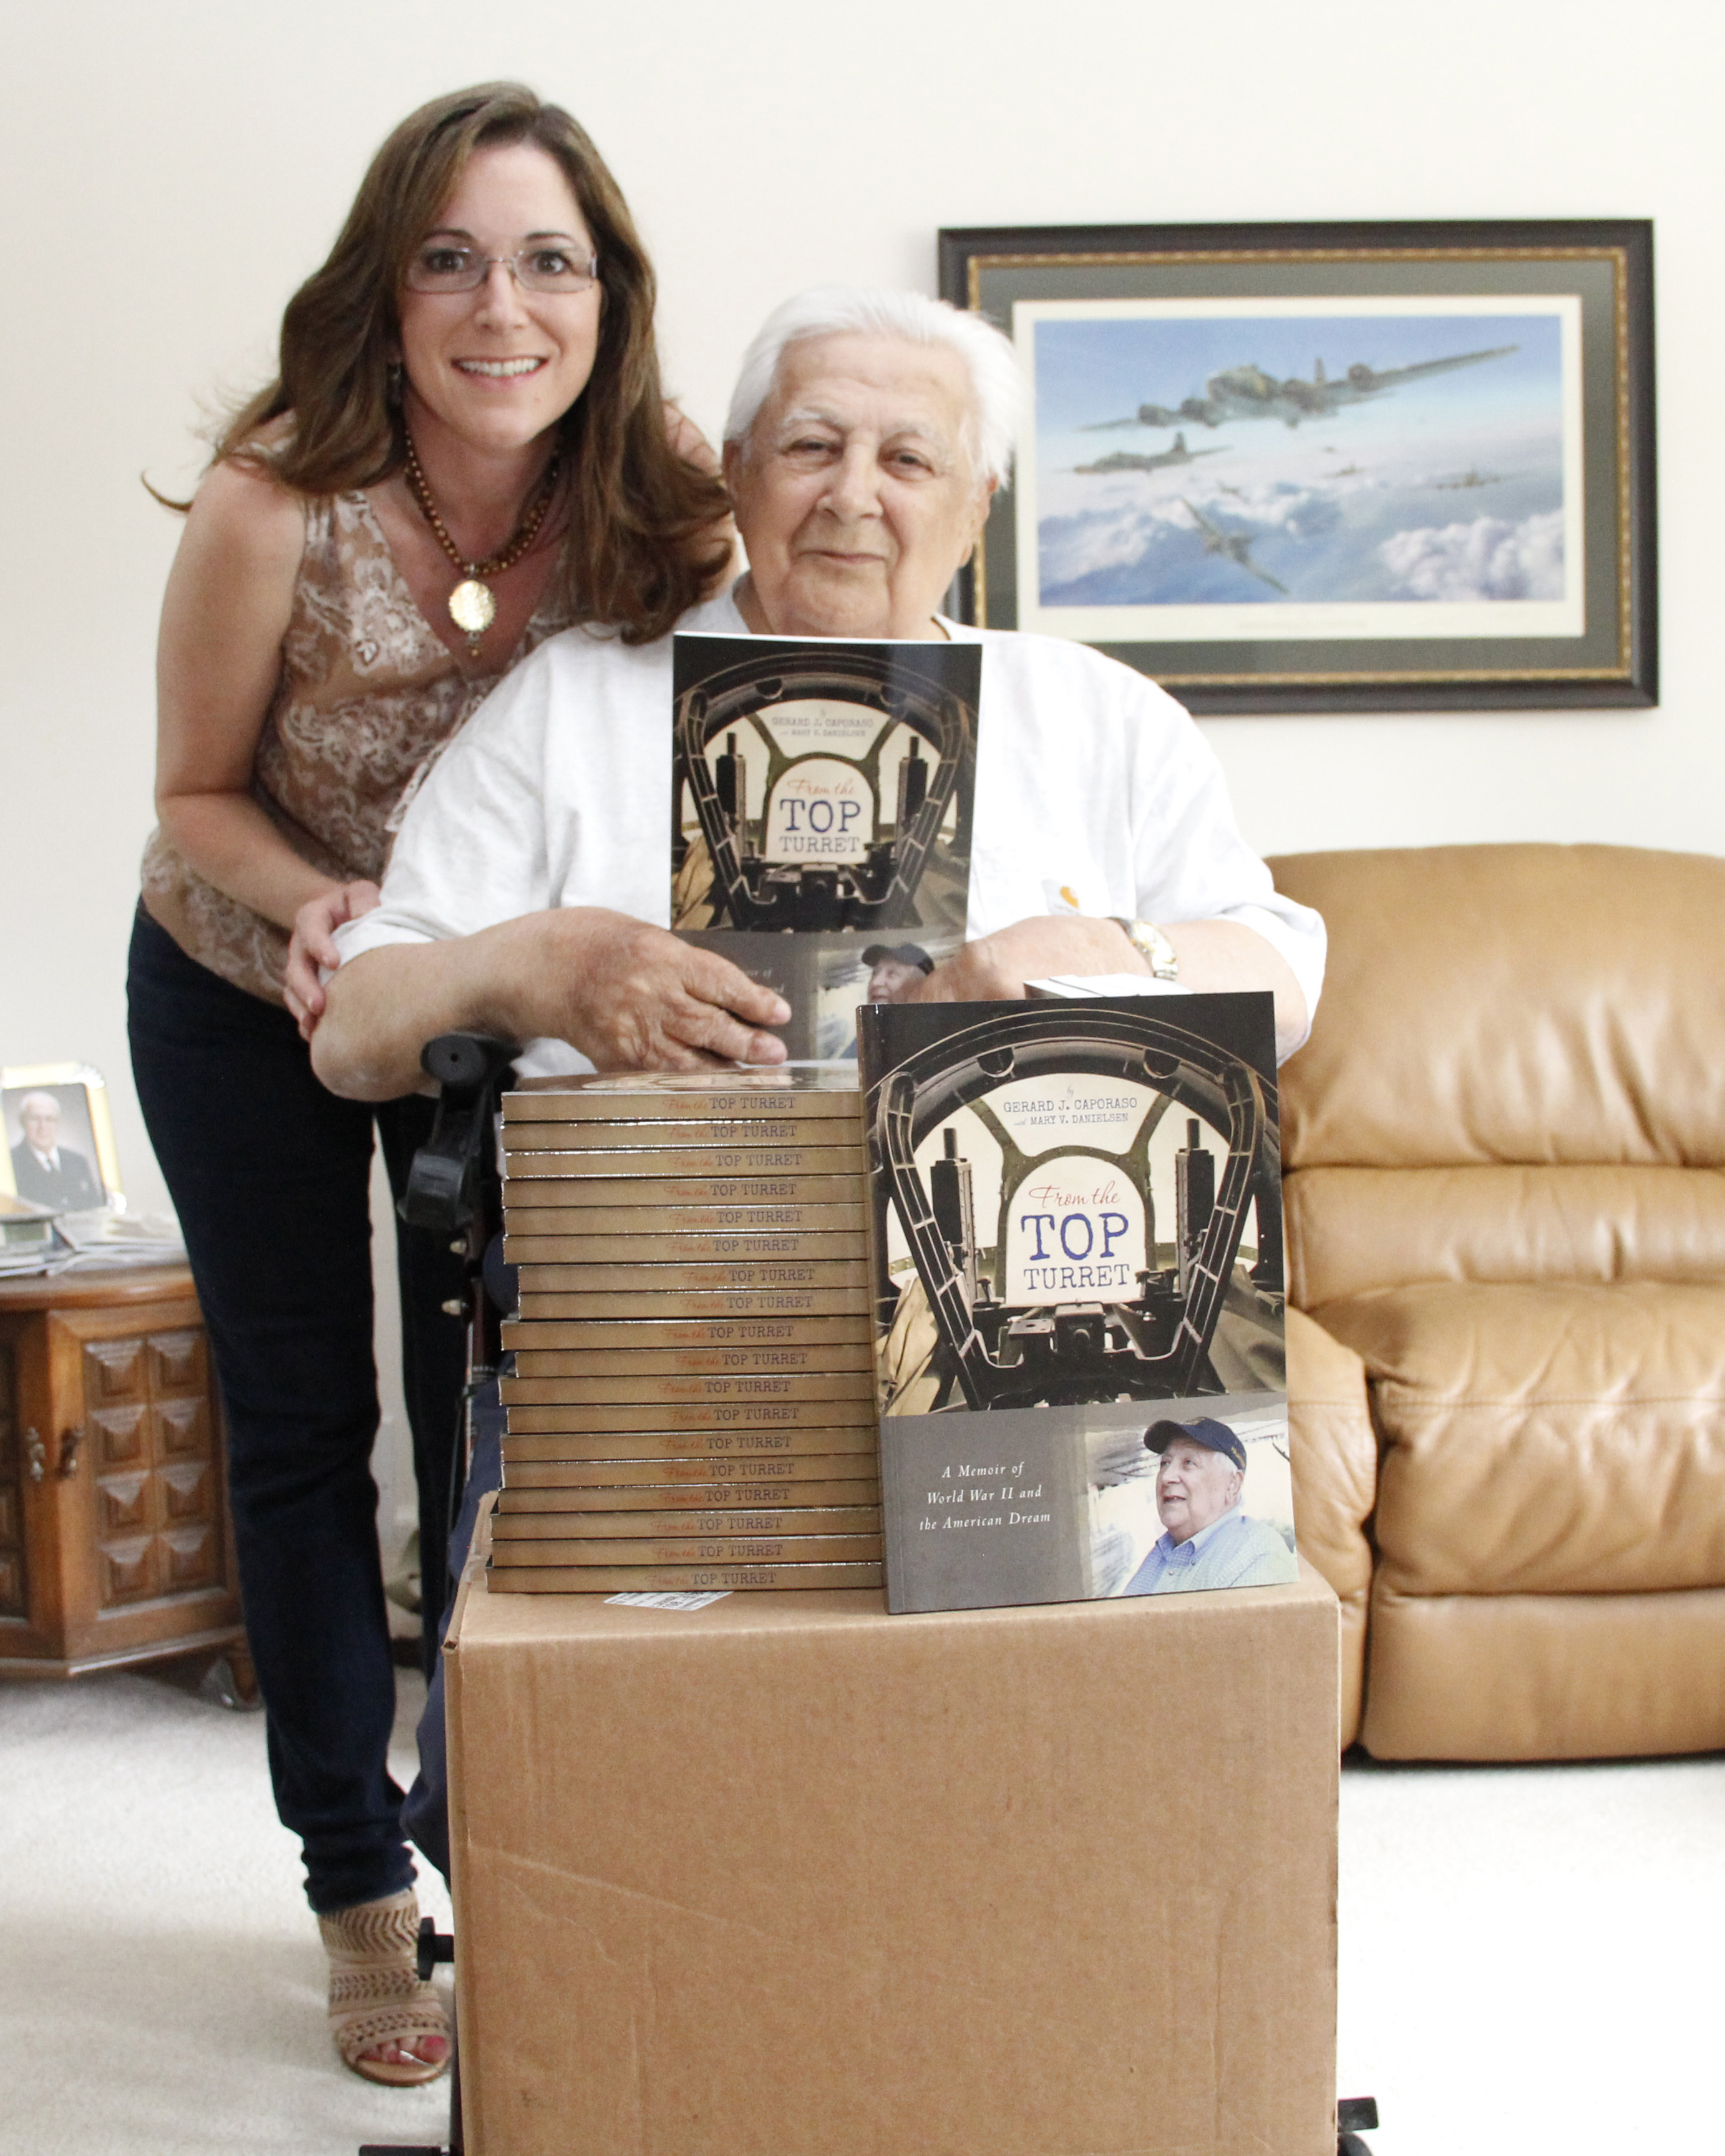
127;82;727;2084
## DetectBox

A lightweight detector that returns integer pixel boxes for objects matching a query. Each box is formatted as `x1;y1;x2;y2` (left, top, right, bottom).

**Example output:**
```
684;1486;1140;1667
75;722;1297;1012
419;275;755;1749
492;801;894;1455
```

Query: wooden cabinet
0;1265;245;1679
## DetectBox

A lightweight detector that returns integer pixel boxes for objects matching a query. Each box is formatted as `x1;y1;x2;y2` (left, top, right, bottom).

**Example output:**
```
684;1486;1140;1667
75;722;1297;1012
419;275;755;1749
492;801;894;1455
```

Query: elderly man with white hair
10;1090;105;1211
313;286;1323;1098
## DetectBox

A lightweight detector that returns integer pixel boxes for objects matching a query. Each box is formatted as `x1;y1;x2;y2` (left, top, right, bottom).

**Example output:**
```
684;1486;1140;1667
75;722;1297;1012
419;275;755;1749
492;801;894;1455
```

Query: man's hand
910;916;1144;1001
283;880;381;1039
313;907;792;1102
542;911;790;1070
909;914;1310;1061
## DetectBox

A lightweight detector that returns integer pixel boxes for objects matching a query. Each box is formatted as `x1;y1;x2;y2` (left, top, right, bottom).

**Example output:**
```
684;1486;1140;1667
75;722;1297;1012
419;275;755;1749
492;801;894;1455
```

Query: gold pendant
448;578;497;637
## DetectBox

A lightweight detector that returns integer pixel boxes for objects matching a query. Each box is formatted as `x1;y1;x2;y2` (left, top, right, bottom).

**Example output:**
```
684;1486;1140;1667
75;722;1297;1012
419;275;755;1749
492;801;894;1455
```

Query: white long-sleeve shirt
338;586;1324;1074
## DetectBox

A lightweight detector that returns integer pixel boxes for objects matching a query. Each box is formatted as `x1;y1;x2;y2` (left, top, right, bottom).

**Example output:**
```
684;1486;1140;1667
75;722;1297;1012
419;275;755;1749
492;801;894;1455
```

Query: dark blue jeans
127;906;467;1913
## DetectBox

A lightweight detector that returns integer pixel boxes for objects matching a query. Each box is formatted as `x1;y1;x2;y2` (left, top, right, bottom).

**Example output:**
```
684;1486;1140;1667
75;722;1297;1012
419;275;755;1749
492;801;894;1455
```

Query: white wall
2;0;1718;1222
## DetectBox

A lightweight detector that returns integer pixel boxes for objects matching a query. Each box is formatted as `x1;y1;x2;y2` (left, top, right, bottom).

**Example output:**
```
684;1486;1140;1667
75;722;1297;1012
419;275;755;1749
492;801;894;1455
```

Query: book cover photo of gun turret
670;633;982;1058
857;993;1297;1615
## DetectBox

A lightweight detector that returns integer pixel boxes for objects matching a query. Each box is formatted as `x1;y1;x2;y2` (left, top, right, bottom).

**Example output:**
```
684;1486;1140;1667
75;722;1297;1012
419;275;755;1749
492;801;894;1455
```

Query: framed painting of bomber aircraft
939;220;1656;711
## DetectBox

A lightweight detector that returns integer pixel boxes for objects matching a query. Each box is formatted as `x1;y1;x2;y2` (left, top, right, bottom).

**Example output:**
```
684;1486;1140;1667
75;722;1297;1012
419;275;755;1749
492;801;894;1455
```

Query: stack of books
492;1069;883;1593
0;1192;59;1276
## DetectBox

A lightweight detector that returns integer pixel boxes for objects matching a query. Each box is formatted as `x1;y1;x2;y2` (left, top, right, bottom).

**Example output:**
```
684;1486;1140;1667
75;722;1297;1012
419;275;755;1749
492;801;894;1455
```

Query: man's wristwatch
1109;916;1180;981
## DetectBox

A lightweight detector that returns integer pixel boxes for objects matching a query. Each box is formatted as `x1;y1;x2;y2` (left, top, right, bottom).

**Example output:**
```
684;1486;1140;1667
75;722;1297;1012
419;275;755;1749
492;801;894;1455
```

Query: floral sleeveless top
140;489;576;1005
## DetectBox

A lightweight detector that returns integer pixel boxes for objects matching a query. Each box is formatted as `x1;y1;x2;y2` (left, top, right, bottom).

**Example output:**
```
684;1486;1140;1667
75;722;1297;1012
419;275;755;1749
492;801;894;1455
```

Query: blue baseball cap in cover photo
1143;1415;1248;1474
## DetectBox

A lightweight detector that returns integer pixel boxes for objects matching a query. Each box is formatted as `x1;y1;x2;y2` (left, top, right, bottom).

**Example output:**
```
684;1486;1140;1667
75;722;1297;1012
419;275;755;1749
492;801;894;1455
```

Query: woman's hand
283;881;382;1039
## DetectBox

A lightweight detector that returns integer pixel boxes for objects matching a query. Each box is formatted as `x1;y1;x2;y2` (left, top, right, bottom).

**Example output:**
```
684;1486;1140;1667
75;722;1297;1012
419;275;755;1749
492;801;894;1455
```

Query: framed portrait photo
939;220;1656;712
1;1063;124;1214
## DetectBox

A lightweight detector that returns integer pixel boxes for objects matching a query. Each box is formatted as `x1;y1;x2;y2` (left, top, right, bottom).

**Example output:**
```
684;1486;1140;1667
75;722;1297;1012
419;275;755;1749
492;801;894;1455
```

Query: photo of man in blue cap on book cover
1121;1414;1299;1594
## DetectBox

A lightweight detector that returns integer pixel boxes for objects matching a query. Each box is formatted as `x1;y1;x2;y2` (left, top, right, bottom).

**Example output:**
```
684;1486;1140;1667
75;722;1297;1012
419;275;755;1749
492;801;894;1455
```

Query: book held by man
669;633;981;1057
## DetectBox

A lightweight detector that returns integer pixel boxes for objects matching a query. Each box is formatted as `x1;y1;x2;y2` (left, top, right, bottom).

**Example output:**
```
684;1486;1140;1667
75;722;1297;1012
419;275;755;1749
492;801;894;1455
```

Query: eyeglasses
404;244;600;296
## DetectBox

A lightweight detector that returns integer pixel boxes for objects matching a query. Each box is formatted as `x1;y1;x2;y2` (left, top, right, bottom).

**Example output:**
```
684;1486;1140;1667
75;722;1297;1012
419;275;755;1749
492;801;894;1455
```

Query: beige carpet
2;1659;1721;2155
1335;1744;1725;2155
0;1661;454;2156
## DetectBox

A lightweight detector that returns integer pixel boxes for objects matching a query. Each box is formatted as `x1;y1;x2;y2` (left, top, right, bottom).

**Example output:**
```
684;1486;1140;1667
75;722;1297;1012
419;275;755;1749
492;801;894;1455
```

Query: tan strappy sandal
318;1886;451;2086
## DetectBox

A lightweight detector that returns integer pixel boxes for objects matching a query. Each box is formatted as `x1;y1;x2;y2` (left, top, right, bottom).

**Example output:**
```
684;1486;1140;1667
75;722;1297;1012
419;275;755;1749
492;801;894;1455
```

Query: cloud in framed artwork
1039;470;1568;609
1382;510;1567;603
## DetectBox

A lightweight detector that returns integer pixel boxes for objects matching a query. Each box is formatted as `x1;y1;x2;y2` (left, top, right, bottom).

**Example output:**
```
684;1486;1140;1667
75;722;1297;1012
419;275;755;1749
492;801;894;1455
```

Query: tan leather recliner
1271;844;1725;1760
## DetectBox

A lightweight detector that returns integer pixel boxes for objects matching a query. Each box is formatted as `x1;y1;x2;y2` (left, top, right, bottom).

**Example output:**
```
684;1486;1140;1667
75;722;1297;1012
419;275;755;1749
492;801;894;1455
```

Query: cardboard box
446;1502;1339;2156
